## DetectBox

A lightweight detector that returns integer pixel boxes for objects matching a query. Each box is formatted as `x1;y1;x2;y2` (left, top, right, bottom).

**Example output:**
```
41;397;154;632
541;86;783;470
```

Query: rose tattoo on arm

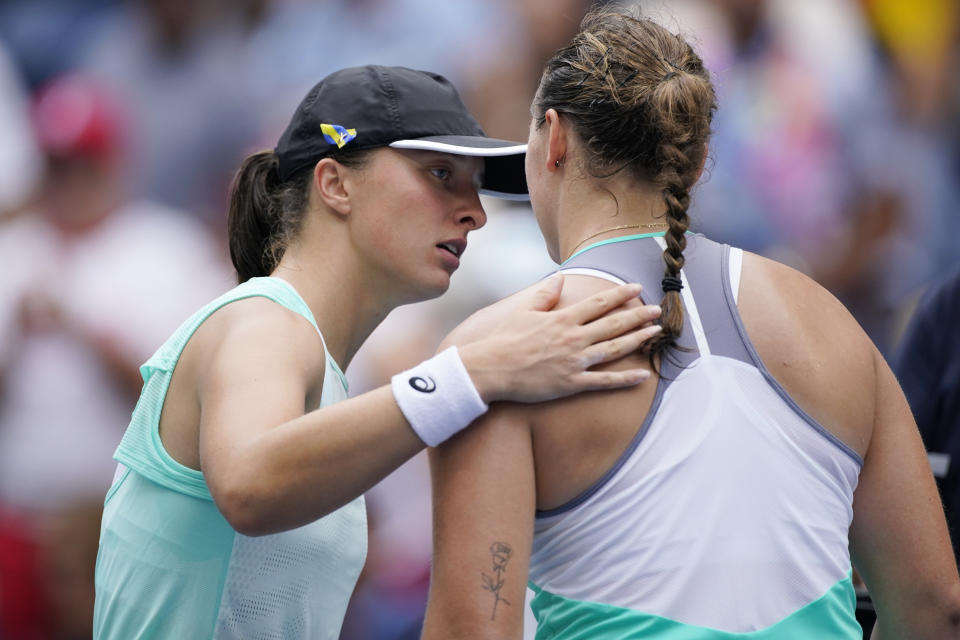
481;541;513;621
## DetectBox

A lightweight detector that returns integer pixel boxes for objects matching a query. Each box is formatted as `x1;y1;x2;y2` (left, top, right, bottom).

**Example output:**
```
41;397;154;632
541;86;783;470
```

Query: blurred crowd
0;0;956;638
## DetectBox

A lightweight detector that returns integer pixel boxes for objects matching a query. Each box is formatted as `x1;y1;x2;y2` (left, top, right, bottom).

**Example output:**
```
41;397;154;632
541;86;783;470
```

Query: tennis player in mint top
422;8;960;640
92;65;664;639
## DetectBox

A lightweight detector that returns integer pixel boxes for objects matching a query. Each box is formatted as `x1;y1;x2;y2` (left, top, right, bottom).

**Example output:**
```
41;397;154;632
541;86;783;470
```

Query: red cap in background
31;74;126;163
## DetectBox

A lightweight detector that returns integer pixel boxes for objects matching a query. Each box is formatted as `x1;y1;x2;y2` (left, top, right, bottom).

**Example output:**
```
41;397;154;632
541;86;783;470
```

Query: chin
423;277;452;300
398;275;451;306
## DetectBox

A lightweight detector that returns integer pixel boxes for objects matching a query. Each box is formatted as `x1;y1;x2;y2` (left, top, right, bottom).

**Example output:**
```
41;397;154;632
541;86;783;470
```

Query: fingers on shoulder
553;274;640;314
443;296;518;348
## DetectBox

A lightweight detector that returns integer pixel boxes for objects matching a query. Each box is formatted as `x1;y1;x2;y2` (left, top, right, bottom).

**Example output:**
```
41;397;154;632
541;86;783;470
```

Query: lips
437;243;460;257
436;238;466;258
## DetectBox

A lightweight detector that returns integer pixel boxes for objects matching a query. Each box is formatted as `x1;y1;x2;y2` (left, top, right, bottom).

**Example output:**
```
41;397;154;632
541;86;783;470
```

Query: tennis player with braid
423;8;960;639
91;65;665;639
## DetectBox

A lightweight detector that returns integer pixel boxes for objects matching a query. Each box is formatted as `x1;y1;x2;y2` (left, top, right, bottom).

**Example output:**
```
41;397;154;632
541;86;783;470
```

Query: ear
313;158;352;217
543;109;568;172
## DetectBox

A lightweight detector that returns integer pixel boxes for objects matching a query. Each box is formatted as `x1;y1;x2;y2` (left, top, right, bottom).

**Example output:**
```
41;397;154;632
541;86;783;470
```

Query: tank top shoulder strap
236;277;347;390
558;234;687;379
141;277;343;384
661;237;753;366
556;233;755;375
116;277;345;500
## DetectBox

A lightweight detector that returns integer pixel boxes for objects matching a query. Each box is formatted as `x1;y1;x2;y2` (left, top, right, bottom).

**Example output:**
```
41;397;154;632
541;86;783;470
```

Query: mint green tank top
93;277;367;639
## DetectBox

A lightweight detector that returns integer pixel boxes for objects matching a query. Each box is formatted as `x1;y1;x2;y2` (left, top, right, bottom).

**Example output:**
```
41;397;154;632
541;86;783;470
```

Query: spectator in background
857;0;960;278
74;0;519;228
0;73;230;639
78;0;259;226
461;0;606;143
0;38;42;220
894;266;960;563
859;0;959;128
653;0;958;355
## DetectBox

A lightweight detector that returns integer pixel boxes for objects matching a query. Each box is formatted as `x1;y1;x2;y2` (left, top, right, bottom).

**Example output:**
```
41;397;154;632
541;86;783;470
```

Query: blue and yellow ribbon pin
320;123;357;149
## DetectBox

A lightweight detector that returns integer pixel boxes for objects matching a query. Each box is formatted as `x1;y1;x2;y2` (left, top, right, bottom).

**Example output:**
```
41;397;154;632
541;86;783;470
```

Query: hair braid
533;6;716;364
649;142;693;356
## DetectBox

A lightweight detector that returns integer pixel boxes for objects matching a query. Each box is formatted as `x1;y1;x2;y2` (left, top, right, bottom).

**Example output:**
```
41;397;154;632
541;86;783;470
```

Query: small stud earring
554;160;561;168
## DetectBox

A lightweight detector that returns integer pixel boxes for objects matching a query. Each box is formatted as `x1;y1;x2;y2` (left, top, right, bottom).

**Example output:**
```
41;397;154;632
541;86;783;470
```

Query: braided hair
532;6;716;363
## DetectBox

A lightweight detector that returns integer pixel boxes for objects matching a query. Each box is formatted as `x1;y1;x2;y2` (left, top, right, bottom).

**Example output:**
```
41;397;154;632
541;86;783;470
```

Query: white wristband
391;346;489;447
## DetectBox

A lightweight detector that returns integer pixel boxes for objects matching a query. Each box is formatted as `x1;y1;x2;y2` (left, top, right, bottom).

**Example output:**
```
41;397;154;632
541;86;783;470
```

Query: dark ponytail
227;150;287;283
227;147;369;283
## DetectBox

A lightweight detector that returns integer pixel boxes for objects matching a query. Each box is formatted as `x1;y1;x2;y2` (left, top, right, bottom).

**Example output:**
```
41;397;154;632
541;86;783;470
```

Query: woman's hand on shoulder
448;275;662;404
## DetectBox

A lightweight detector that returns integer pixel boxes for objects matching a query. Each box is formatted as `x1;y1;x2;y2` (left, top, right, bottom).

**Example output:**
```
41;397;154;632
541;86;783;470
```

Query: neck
273;232;396;371
555;175;669;263
565;222;671;261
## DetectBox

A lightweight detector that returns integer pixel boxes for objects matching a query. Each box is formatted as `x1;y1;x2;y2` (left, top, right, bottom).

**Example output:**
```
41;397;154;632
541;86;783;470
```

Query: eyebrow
432;152;485;186
398;149;485;185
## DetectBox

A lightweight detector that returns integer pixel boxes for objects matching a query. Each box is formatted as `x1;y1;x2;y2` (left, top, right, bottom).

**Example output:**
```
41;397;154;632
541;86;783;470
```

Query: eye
429;167;451;181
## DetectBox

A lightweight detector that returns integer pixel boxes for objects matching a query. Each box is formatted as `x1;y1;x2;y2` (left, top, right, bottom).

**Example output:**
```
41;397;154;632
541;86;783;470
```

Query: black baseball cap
275;65;528;200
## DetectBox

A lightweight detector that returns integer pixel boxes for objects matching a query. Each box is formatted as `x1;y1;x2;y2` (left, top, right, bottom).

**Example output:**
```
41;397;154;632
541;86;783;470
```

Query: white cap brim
389;135;529;200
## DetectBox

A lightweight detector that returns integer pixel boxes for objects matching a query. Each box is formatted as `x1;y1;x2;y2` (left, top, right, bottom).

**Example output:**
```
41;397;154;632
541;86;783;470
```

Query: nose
457;188;487;230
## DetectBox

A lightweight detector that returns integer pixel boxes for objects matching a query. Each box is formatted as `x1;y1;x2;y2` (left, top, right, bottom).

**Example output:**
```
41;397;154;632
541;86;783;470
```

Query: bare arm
850;349;960;638
199;278;661;536
422;405;535;640
740;252;960;636
422;275;659;638
199;310;424;535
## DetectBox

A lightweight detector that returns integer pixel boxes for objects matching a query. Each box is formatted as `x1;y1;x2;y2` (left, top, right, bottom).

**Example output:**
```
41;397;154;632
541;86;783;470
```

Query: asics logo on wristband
409;376;437;393
391;348;487;447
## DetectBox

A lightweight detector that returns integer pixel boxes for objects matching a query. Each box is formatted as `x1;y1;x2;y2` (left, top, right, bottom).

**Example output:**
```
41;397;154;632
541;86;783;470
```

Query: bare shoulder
738;251;873;366
443;275;638;350
440;280;549;348
554;273;640;308
159;295;327;469
478;274;652;510
194;296;327;395
738;252;876;456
